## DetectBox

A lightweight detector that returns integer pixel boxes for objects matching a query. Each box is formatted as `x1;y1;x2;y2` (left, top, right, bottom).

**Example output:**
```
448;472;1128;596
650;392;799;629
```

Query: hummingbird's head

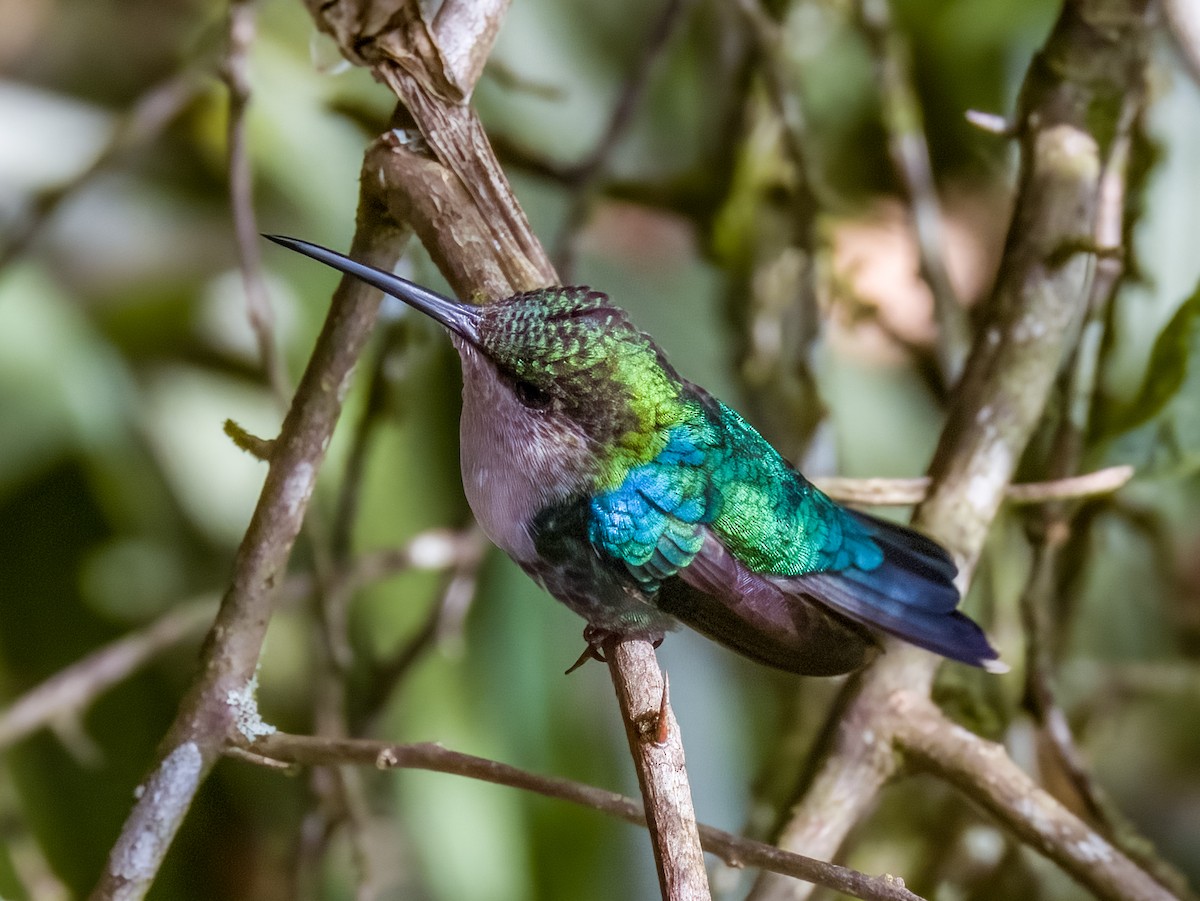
268;236;685;484
474;287;682;451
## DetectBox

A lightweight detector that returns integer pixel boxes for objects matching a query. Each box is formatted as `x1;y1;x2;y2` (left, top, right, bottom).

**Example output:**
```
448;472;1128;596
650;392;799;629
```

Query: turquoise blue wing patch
588;425;717;587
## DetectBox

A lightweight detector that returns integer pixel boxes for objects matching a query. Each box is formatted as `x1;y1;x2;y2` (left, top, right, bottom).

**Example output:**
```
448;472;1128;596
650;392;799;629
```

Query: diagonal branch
89;166;411;901
894;697;1174;901
0;602;215;751
240;730;926;901
750;2;1163;900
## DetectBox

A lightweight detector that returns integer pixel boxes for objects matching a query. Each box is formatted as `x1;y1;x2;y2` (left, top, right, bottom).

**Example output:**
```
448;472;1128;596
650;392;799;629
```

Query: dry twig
814;465;1133;506
238;730;928;901
0;603;214;751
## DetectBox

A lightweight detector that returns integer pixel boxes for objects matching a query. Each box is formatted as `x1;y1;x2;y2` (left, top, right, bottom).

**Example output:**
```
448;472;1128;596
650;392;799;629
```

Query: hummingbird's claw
565;625;668;674
564;643;605;674
564;625;618;674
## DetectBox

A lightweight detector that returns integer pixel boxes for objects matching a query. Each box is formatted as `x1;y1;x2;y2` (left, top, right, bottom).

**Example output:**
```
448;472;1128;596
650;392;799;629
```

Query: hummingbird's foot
564;625;611;674
564;626;666;674
564;643;604;674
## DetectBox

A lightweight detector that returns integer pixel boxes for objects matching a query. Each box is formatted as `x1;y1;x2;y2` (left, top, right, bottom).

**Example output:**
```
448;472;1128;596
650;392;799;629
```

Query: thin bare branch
604;637;710;899
0;524;473;763
355;527;487;729
0;70;204;270
222;0;291;402
813;465;1133;506
238;731;927;901
0;602;214;751
1004;464;1134;502
856;0;971;383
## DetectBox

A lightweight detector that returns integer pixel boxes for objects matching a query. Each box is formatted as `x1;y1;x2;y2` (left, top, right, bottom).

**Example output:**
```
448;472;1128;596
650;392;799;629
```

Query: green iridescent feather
588;394;884;585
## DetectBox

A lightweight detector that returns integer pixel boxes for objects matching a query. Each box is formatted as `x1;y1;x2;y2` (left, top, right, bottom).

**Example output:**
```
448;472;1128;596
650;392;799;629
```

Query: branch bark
750;2;1164;899
894;696;1173;901
240;730;926;901
90;176;410;900
606;639;710;898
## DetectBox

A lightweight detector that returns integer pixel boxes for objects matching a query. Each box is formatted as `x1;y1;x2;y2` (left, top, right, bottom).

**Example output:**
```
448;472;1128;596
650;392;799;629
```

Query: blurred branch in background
0;525;480;756
0;602;215;752
238;730;928;901
727;0;826;461
0;70;205;271
855;0;971;386
222;0;291;403
1165;0;1200;84
551;0;691;279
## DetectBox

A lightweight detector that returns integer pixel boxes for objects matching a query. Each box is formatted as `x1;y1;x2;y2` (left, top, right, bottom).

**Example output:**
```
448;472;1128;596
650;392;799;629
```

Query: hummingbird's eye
514;380;553;410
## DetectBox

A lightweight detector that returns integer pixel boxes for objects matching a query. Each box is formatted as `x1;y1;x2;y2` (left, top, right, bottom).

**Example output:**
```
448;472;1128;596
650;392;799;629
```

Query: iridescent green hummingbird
268;235;1002;675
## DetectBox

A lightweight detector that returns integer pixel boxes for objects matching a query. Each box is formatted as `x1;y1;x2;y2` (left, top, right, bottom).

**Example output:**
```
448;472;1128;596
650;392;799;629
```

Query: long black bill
264;234;481;341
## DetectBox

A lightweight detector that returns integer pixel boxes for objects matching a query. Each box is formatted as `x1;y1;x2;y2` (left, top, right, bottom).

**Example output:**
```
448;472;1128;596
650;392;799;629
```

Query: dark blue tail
799;512;1004;671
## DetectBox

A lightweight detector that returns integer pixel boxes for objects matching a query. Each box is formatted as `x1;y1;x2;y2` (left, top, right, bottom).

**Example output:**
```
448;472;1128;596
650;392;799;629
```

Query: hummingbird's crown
477;287;687;478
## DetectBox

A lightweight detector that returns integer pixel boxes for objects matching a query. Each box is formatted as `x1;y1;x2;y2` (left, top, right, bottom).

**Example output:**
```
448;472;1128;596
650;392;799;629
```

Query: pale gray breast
456;348;592;563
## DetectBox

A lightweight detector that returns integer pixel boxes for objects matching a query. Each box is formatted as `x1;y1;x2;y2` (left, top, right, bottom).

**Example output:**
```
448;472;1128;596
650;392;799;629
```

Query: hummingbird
267;235;1003;676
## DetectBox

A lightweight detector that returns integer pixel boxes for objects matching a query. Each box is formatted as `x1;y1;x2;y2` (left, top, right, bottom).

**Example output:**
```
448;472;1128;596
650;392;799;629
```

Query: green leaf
1098;280;1200;438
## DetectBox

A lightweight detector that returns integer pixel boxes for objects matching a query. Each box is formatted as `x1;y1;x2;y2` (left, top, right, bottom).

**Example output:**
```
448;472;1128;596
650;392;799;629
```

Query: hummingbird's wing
662;512;999;673
588;422;718;587
585;409;879;674
657;529;879;675
587;389;1001;673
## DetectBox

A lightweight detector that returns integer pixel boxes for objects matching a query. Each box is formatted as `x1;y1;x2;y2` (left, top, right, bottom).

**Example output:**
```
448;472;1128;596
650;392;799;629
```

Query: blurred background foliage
0;0;1198;898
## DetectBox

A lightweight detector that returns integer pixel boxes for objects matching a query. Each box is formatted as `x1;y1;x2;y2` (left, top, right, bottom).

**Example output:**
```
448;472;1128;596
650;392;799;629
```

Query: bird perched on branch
268;235;1003;676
